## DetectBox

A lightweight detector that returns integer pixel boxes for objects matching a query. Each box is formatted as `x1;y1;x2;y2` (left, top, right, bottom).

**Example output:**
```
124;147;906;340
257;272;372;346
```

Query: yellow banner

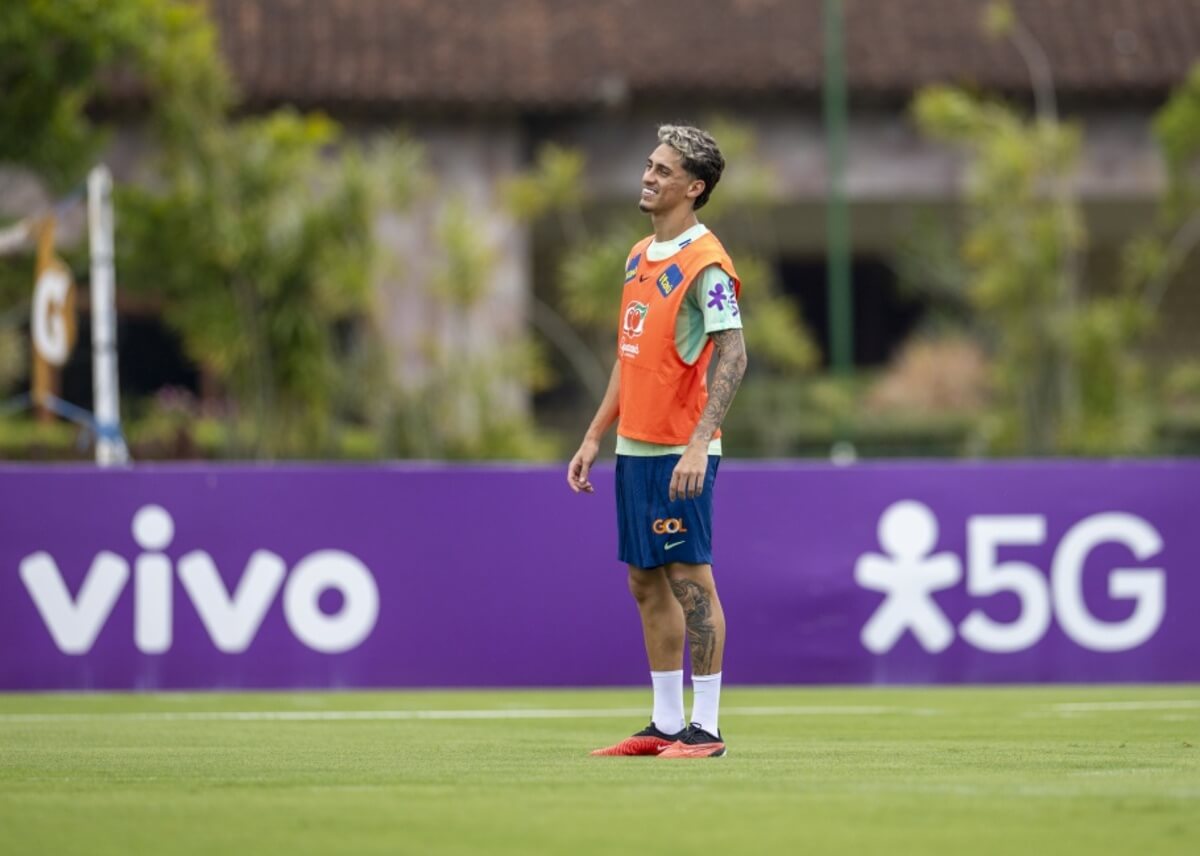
31;217;77;416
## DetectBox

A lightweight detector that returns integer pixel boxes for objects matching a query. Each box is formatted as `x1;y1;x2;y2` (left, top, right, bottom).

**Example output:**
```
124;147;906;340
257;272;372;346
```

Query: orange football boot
590;723;685;756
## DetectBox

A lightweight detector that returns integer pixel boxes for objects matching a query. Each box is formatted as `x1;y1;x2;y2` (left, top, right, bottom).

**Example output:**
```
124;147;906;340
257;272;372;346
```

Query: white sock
650;670;686;734
691;672;722;736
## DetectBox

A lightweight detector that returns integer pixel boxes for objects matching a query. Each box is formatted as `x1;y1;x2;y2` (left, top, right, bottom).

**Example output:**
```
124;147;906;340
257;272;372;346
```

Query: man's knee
627;566;667;604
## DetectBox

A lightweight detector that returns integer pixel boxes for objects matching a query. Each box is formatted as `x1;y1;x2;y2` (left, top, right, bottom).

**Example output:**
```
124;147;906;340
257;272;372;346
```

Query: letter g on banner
32;267;74;366
1052;513;1165;652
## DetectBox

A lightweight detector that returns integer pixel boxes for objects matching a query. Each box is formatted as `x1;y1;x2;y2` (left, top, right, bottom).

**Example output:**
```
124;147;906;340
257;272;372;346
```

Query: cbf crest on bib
623;301;648;337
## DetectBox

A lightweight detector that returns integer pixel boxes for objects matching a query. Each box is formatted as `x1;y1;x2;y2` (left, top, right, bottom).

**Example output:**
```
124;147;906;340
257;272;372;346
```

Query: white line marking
0;705;931;724
847;782;1200;800
1051;700;1200;712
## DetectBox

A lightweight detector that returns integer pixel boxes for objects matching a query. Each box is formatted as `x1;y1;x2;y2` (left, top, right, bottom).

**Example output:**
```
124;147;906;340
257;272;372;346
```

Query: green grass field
1;685;1197;854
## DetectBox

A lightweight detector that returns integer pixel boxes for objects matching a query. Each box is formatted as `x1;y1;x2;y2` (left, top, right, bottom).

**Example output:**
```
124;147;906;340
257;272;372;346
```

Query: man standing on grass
567;124;747;759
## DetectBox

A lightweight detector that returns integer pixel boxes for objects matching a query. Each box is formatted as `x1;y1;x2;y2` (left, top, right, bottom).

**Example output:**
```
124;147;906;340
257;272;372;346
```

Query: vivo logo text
19;505;379;656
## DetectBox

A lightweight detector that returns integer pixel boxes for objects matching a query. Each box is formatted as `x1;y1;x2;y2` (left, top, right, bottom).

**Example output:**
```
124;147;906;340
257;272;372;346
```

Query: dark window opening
777;256;925;368
61;313;200;411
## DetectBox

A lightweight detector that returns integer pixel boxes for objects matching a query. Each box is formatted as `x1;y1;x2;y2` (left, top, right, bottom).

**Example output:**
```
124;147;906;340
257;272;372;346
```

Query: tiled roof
206;0;1200;108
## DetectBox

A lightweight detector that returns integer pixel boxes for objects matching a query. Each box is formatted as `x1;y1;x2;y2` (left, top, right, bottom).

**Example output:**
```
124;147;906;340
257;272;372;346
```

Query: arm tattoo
693;329;747;444
670;578;718;675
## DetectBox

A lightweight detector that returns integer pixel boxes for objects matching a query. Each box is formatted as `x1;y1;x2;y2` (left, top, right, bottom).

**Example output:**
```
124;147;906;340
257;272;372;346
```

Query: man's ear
686;179;705;202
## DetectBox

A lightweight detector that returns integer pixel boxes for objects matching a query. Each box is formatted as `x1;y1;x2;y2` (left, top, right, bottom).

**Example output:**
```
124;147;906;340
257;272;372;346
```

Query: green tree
1;0;427;459
0;0;229;443
1125;64;1200;429
1128;65;1200;328
116;115;406;457
0;0;224;189
909;2;1172;455
387;196;557;460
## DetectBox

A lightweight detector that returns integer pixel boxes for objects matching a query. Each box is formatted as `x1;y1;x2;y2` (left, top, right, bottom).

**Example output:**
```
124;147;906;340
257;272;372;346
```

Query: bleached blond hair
657;124;725;210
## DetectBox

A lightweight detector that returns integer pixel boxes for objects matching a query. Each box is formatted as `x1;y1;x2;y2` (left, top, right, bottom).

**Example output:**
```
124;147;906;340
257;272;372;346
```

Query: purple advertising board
1;461;1196;690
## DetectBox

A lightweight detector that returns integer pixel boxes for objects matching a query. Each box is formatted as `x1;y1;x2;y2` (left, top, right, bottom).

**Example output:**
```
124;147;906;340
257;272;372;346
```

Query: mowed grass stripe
0;704;930;723
1052;699;1200;712
1;686;1197;856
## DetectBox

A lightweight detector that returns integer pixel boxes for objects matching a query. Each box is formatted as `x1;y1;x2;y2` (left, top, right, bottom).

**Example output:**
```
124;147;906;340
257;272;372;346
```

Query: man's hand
669;442;709;501
567;438;600;493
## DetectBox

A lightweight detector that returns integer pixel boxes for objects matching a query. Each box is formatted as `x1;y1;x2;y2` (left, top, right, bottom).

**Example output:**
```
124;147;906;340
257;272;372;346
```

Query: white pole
87;165;129;465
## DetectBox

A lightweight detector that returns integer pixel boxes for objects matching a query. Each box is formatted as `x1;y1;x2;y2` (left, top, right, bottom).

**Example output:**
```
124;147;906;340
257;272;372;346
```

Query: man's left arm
669;328;748;501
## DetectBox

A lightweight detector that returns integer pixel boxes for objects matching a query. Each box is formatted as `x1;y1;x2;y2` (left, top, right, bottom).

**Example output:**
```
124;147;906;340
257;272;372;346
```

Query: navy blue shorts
615;454;720;569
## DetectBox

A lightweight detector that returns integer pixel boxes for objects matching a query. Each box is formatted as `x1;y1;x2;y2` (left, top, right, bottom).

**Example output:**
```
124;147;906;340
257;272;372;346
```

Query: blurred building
114;1;1200;419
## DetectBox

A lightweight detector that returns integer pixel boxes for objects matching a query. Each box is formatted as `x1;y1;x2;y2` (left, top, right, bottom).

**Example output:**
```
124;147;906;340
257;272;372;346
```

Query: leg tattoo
670;579;717;675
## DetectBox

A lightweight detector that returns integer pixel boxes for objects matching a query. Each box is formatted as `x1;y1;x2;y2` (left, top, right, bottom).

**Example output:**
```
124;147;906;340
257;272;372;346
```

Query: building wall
559;108;1166;208
364;120;531;415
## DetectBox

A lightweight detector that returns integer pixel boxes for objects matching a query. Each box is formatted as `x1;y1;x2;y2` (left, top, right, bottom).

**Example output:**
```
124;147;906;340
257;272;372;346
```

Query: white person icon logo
855;500;962;654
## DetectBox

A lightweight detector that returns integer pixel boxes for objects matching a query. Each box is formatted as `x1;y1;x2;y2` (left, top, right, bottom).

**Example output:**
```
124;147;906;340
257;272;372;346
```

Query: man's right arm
567;360;621;494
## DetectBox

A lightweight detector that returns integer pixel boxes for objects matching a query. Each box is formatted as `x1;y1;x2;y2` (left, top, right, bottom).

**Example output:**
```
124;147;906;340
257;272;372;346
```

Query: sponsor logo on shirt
707;281;738;315
657;264;684;298
624;253;641;284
